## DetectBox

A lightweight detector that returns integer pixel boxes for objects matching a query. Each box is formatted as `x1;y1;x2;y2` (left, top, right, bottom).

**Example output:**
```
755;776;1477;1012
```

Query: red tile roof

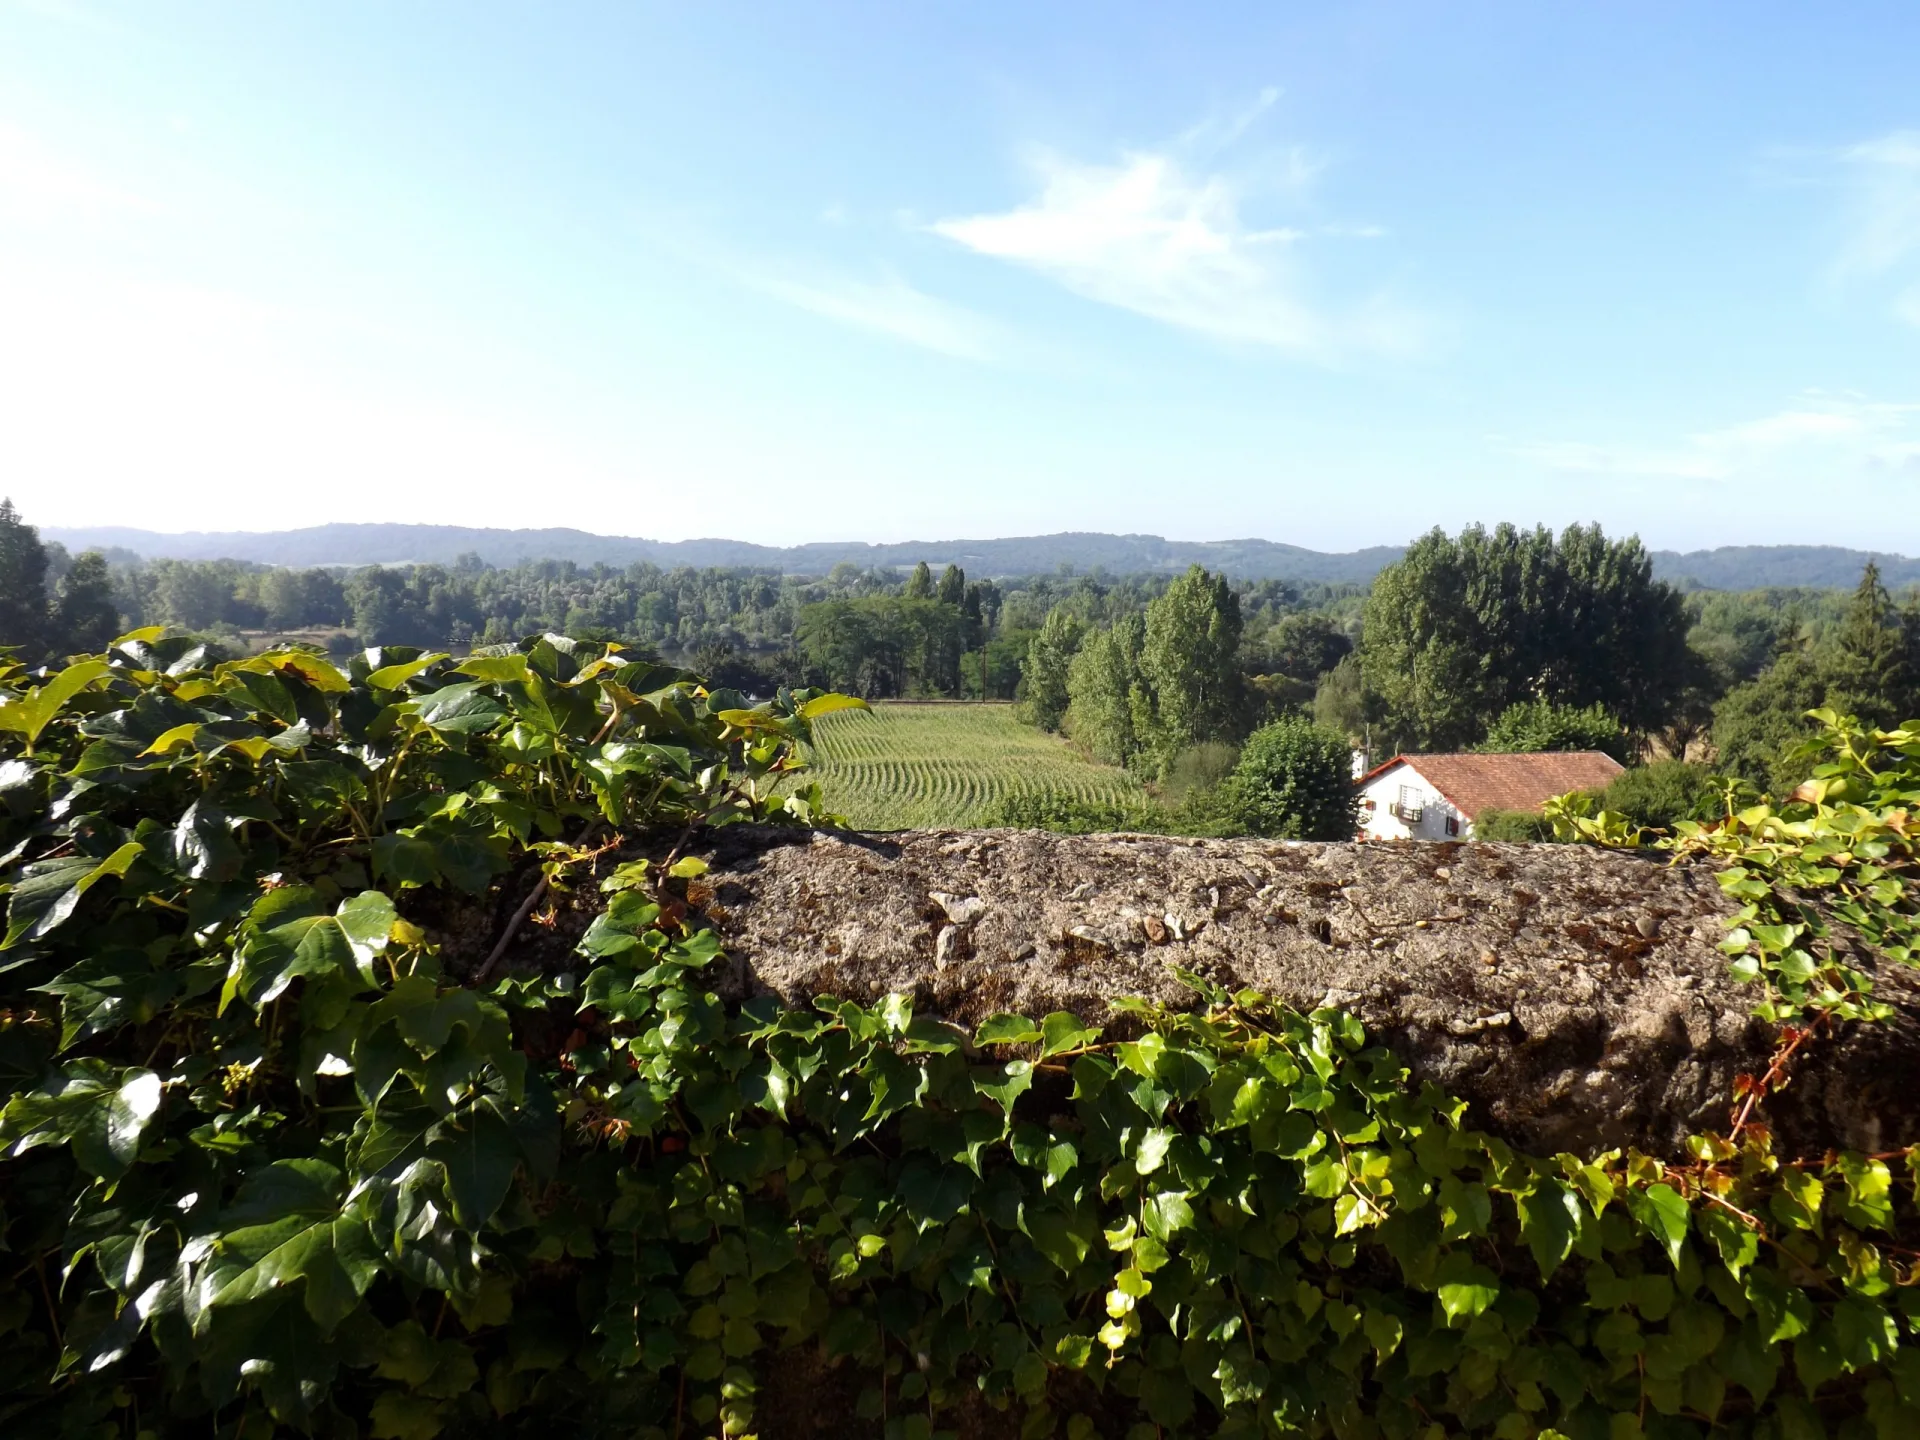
1362;751;1626;819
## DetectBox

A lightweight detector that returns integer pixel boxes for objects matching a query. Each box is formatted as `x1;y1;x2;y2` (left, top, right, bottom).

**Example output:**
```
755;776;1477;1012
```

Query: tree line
1;499;1907;810
1015;523;1920;836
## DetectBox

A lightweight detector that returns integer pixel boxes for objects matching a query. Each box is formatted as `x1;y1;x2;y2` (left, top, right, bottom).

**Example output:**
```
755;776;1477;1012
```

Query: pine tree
903;562;934;600
53;552;121;655
0;498;52;660
1824;561;1917;726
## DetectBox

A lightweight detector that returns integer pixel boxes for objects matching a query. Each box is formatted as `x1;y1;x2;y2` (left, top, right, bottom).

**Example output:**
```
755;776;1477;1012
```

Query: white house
1355;751;1626;841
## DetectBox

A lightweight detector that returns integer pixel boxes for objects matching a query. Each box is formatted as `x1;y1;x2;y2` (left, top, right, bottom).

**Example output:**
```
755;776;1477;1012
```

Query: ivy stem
475;701;623;982
33;1255;61;1350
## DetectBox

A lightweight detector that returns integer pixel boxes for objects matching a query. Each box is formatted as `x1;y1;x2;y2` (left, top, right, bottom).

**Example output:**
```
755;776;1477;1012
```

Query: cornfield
801;701;1148;830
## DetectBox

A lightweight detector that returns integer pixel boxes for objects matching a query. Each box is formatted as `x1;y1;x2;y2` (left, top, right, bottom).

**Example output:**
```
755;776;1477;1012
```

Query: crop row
801;702;1146;829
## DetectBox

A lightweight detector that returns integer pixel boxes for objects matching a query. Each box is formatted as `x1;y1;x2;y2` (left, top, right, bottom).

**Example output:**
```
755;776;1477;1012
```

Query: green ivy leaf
0;1060;160;1179
976;1059;1034;1117
1516;1179;1584;1280
1629;1183;1692;1269
172;796;242;882
1133;1127;1174;1175
1039;1011;1100;1057
207;1165;384;1332
2;841;142;947
1436;1264;1500;1323
975;1013;1043;1047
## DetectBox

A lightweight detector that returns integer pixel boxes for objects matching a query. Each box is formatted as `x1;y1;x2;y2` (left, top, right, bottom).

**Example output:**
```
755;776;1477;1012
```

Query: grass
800;701;1149;830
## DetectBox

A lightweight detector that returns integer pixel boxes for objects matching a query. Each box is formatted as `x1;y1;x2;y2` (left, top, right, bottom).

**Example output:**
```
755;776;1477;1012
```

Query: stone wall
685;828;1920;1158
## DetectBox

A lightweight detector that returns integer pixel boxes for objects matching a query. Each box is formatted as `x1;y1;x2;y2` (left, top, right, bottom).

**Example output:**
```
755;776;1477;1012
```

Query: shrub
1226;716;1359;839
1471;805;1562;841
983;789;1155;833
1160;740;1241;803
1597;757;1723;830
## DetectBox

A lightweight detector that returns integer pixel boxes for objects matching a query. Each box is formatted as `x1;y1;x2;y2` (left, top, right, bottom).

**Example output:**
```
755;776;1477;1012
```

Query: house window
1445;815;1460;837
1393;784;1423;823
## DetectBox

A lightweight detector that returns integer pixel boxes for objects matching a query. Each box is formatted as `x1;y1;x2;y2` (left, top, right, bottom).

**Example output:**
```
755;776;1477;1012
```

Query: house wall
1357;765;1470;841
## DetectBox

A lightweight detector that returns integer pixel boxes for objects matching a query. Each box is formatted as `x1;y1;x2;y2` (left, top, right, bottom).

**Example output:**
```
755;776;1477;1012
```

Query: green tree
261;567;349;629
1472;808;1558;841
1065;614;1152;767
1823;561;1917;726
52;551;120;654
1226;716;1359;839
1712;647;1826;795
1312;653;1383;746
1141;565;1243;764
1479;699;1630;764
903;561;935;600
937;563;966;607
0;497;51;658
1018;607;1085;731
151;560;234;632
1359;524;1691;750
1259;612;1352;680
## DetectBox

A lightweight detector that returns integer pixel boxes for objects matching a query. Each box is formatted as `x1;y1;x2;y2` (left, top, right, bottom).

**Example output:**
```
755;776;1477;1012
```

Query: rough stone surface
690;827;1920;1158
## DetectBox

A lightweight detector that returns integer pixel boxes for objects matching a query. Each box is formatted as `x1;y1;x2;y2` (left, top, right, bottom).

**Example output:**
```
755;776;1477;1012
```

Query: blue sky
3;2;1919;552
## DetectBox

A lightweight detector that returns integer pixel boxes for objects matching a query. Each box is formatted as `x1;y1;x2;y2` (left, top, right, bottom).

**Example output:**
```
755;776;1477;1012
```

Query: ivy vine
0;640;1917;1438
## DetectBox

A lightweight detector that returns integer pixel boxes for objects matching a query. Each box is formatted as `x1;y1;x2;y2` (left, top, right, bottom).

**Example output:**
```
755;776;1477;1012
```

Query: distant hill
1648;545;1920;590
41;524;1405;582
39;524;1920;590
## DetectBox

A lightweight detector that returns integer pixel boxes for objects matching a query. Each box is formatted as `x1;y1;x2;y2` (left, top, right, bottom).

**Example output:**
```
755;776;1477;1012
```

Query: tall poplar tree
1065;614;1151;768
1141;564;1244;761
1019;607;1084;732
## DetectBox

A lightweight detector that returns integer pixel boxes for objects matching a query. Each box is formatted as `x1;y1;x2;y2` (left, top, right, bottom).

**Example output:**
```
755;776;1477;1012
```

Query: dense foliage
1029;565;1253;780
1713;566;1920;794
1225;718;1361;841
1357;524;1693;751
1;634;1919;1436
0;631;851;1435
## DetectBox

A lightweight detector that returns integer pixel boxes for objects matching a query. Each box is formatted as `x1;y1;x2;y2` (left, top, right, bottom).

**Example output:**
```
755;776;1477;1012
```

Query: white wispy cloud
735;266;1003;362
1828;130;1920;326
1505;394;1920;481
928;110;1417;360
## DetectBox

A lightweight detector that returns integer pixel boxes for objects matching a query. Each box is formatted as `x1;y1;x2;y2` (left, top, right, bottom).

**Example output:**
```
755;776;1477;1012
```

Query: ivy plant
1;641;1917;1438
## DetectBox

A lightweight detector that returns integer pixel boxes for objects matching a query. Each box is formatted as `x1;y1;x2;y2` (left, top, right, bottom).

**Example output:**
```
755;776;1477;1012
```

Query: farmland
801;701;1148;829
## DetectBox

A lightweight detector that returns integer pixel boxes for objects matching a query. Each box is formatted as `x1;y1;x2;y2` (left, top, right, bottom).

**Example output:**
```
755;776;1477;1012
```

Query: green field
802;701;1147;829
